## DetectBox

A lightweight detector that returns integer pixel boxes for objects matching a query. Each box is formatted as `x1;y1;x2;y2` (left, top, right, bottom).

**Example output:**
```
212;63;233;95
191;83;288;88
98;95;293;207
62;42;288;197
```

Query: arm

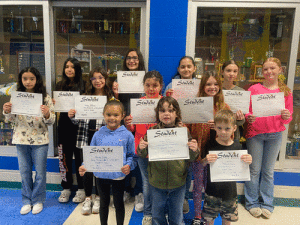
2;101;16;122
241;154;252;164
137;135;149;158
41;95;56;125
280;92;293;124
123;134;135;172
236;110;245;126
124;115;136;132
201;153;218;167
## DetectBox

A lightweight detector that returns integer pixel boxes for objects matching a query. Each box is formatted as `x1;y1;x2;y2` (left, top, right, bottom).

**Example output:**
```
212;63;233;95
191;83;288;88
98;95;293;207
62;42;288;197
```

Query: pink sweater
245;83;293;139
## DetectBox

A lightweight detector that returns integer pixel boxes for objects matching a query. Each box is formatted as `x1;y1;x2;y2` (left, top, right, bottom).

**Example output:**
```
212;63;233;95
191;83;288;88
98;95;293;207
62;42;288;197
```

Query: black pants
96;178;125;225
83;172;98;196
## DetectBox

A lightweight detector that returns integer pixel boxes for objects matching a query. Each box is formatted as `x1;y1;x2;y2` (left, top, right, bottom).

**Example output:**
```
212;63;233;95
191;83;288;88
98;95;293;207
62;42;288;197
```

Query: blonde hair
214;109;236;127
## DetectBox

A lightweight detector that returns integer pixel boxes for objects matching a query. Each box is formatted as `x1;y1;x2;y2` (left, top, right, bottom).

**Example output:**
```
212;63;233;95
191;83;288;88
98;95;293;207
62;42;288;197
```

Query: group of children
2;49;293;225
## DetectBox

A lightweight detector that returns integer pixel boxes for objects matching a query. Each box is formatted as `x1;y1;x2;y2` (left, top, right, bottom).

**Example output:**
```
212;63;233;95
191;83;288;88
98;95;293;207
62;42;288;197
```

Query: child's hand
166;89;174;97
41;105;50;119
79;165;87;176
3;102;12;114
281;109;291;120
139;137;148;149
121;165;130;175
52;98;56;105
207;120;215;129
206;153;218;164
247;114;256;124
236;110;245;121
241;154;252;164
68;109;76;118
188;139;198;152
124;115;133;129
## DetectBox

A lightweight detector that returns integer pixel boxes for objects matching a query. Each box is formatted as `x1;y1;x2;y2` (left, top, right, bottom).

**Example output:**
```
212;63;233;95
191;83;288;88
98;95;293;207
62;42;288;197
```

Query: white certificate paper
178;97;214;123
53;91;80;112
11;91;42;117
117;71;145;93
210;150;250;182
75;95;107;119
252;92;285;117
172;79;201;99
83;146;123;172
223;90;251;114
131;99;159;124
147;127;189;161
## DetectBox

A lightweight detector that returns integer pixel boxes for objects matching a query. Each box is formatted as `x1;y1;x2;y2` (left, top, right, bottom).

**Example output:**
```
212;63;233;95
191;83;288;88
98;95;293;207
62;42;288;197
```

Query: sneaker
191;218;204;225
142;216;152;225
123;191;131;203
81;198;92;215
58;189;71;203
249;207;262;218
20;205;32;215
261;208;272;219
72;189;86;203
92;196;100;214
183;199;189;214
32;203;43;215
134;193;144;212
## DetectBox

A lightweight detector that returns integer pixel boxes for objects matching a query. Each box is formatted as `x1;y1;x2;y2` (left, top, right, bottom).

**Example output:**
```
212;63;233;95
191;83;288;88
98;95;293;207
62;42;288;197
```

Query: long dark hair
17;67;47;104
143;70;164;95
173;56;196;78
155;96;182;125
122;48;145;71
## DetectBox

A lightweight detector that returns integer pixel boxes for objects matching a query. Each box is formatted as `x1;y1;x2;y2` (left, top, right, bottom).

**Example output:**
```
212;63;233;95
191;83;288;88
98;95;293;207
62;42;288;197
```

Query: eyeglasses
90;76;105;81
126;56;139;61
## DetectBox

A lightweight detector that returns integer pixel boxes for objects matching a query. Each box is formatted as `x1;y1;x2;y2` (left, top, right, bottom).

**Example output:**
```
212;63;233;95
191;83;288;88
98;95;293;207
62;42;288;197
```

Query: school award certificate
209;150;250;182
223;90;251;114
75;95;107;119
117;71;145;93
147;127;189;161
83;146;123;172
130;99;159;124
11;91;42;117
252;92;285;117
178;97;214;123
53;91;80;112
172;79;201;99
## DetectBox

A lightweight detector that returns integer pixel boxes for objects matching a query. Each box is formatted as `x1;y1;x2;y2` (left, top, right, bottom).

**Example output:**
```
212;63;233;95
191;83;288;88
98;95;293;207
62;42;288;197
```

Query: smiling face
126;51;139;71
65;61;75;80
178;58;196;79
263;61;282;82
91;72;105;91
158;102;177;126
204;76;220;97
22;72;37;92
144;78;162;98
222;64;238;83
103;105;124;130
215;122;237;144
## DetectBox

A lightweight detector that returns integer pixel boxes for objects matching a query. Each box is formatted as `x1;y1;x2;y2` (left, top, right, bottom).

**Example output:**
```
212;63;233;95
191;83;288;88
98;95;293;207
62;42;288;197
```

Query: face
91;72;105;90
126;51;139;71
263;61;282;82
222;64;238;83
178;58;196;79
215;122;237;143
103;105;124;130
22;72;37;92
65;61;76;79
158;102;177;126
204;76;220;97
144;78;162;98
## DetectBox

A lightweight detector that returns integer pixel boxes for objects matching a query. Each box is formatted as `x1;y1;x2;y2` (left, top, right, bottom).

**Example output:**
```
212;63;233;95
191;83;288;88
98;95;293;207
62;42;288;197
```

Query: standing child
244;57;293;219
201;109;252;225
2;67;55;215
79;100;135;225
137;96;199;225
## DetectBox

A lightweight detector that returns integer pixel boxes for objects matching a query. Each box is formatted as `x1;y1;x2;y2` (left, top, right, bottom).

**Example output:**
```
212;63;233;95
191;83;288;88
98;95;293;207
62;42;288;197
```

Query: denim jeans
151;184;185;225
16;144;48;206
244;132;282;212
138;157;152;216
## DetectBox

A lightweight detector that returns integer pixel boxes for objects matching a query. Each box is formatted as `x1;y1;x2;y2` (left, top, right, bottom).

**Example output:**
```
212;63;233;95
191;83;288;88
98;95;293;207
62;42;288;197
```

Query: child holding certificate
201;109;252;225
137;96;199;225
2;67;55;215
79;100;135;225
244;57;293;219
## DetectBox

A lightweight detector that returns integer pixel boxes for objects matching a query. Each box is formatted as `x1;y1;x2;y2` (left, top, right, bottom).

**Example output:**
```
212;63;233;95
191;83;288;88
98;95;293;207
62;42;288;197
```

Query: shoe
81;197;92;215
261;208;272;219
191;218;205;225
123;191;131;203
92;196;100;214
72;189;86;203
20;205;32;215
142;216;152;225
183;199;189;214
134;193;144;212
58;189;71;203
249;207;262;218
32;203;43;215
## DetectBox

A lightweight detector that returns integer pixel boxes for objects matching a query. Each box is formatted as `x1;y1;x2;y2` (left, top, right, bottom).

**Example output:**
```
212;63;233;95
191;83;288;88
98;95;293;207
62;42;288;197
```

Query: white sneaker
135;193;144;212
123;191;131;203
92;196;100;214
81;198;92;215
73;189;86;203
58;189;71;203
32;203;43;215
142;216;152;225
20;205;32;215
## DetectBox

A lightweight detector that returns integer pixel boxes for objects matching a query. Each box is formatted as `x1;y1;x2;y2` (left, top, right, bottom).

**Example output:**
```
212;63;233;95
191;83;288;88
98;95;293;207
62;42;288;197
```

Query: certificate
252;92;285;117
83;146;123;172
131;98;159;124
117;71;145;93
75;95;107;119
147;127;189;161
53;91;80;112
178;97;214;123
223;90;251;114
172;79;201;99
209;150;250;182
11;91;42;117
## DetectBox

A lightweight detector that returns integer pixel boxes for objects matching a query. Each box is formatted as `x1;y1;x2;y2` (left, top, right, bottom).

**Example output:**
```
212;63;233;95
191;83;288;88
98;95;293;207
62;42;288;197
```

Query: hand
241;154;252;164
206;154;218;164
166;89;174;97
79;165;87;176
187;139;198;152
3;102;12;114
112;81;119;98
124;115;133;129
68;109;76;118
121;165;130;175
41;105;50;119
139;137;148;149
236;110;245;121
52;98;56;105
207;120;215;129
281;109;291;120
247;114;256;124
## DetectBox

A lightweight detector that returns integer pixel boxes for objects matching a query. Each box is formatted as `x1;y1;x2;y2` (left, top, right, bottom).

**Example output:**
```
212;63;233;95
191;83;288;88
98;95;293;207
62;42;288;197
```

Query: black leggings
83;172;98;196
96;178;125;225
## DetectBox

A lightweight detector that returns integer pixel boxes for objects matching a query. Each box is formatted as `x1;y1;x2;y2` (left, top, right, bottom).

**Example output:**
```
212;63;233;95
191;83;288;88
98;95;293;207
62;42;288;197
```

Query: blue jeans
138;157;152;216
244;132;282;212
151;184;185;225
16;144;48;206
